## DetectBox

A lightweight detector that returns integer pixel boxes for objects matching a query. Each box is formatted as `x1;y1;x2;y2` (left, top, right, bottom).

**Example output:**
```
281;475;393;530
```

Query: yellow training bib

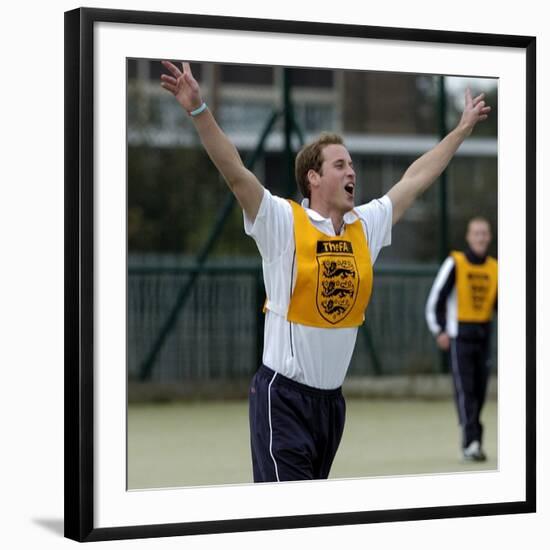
285;200;373;328
451;250;498;323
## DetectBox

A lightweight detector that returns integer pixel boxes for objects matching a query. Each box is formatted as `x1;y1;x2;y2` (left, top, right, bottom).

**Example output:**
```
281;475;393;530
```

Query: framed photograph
65;7;536;542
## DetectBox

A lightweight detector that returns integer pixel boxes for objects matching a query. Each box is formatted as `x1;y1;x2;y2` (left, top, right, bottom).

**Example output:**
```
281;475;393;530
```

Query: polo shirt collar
300;198;358;225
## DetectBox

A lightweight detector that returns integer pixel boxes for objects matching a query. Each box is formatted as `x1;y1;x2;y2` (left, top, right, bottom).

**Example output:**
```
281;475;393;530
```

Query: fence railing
128;263;496;382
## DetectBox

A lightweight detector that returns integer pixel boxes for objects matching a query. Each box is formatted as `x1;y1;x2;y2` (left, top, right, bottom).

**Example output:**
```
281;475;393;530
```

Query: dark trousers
249;365;346;482
449;337;491;448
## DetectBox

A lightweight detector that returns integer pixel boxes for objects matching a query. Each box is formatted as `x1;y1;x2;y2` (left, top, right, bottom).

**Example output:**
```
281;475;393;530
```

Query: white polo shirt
244;188;393;389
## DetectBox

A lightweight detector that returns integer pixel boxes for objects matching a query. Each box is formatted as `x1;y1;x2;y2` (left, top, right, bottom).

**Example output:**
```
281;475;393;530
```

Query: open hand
458;88;492;136
160;61;203;113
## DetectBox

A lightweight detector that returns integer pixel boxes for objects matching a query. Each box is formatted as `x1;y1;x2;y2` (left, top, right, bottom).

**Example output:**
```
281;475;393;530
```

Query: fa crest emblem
467;271;490;311
315;240;359;324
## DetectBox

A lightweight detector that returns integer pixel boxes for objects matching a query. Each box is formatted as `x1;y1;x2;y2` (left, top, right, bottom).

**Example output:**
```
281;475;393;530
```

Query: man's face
466;219;492;257
309;144;356;212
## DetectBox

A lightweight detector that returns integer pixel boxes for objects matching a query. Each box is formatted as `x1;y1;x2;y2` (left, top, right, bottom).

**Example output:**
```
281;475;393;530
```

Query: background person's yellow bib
451;250;498;323
286;200;373;328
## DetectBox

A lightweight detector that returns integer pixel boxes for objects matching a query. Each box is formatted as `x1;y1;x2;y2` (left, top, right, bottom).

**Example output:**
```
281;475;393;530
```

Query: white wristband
189;102;207;117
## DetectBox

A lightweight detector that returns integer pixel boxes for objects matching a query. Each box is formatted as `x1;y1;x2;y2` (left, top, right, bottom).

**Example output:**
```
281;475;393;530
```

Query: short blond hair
295;132;344;199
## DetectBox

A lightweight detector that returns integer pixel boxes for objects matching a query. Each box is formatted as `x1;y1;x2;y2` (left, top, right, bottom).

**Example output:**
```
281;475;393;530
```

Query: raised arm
160;61;264;222
386;88;491;225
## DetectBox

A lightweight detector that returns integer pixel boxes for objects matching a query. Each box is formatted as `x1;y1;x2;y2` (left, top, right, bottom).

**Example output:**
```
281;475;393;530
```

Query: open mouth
344;182;355;197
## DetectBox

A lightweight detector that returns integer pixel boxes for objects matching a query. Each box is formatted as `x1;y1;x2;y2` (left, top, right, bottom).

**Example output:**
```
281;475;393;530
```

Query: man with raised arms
160;61;491;482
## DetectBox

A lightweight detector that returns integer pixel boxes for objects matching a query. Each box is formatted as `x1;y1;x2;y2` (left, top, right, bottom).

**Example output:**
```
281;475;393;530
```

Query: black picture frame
64;7;536;543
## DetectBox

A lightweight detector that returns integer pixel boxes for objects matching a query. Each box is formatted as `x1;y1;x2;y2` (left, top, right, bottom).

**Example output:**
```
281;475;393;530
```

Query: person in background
426;217;497;462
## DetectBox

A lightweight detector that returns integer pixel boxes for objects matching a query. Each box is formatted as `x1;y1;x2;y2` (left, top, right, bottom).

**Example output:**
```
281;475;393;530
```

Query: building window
218;101;274;134
294;103;336;133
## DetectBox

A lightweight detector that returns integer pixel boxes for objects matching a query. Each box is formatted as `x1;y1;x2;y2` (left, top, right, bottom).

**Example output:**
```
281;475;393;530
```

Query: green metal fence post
283;68;296;197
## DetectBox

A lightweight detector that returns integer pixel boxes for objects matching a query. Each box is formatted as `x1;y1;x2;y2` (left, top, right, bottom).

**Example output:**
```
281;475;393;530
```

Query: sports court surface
128;398;497;489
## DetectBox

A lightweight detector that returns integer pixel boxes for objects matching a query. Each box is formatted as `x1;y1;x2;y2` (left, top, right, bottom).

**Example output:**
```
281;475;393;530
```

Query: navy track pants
249;365;346;483
450;337;491;449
